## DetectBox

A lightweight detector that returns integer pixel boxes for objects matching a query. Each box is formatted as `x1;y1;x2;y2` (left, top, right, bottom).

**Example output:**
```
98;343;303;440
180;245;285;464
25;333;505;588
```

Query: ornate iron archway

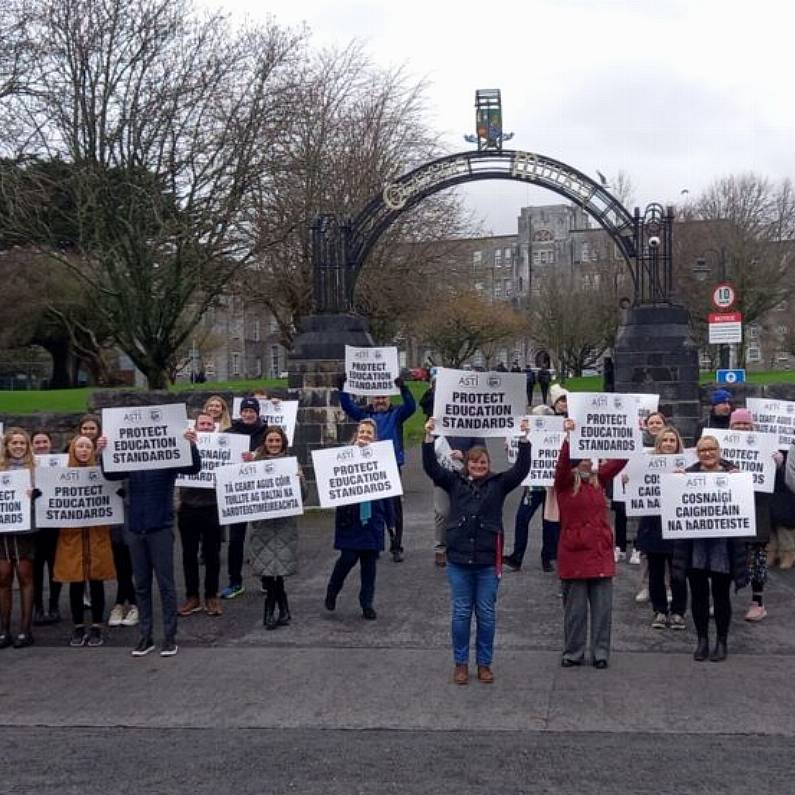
311;149;674;314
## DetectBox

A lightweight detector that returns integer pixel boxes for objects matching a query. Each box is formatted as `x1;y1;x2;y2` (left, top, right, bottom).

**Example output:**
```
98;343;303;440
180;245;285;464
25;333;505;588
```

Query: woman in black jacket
422;417;530;685
672;435;748;663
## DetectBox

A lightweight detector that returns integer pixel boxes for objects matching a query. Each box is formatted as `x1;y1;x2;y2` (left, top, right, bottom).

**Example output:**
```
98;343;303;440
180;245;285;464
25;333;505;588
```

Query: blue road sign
716;369;746;385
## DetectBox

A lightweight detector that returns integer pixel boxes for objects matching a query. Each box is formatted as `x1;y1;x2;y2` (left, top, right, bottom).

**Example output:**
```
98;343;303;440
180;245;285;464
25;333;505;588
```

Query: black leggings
112;540;136;605
33;529;62;612
613;503;627;552
687;570;732;639
69;580;105;626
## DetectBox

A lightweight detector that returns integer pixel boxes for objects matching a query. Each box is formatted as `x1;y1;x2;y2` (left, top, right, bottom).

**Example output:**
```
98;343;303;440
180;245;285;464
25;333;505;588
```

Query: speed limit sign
712;283;736;310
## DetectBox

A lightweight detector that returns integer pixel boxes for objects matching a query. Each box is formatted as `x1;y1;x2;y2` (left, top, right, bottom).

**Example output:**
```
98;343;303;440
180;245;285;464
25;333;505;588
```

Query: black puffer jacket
422;440;531;566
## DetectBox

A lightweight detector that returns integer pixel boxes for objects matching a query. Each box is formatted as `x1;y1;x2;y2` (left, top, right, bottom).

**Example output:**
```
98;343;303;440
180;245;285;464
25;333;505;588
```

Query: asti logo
264;463;275;475
612;397;624;410
88;471;100;482
591;395;608;408
238;464;257;477
149;409;162;423
746;434;756;446
123;409;143;423
58;471;80;482
217;436;229;447
360;447;374;459
487;375;501;388
649;457;667;469
374;350;383;360
336;448;355;462
686;476;706;487
674;457;685;469
725;433;740;444
533;418;545;430
716;476;728;488
48;458;60;467
354;350;369;360
457;373;478;387
0;475;10;486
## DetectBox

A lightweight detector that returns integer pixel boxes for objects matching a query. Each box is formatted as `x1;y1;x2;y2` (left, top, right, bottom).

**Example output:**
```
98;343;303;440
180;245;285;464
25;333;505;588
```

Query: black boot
262;578;277;630
275;578;291;626
710;636;727;662
693;635;709;662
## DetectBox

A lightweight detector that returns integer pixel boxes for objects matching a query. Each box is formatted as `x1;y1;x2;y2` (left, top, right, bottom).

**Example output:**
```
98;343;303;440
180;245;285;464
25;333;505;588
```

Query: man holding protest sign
98;418;201;658
339;372;415;562
668;436;750;662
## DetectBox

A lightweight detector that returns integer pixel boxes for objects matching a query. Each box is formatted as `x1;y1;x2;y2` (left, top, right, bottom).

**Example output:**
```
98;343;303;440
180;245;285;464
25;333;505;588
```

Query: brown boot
453;664;469;685
204;598;223;616
177;597;202;616
477;665;495;683
780;550;795;569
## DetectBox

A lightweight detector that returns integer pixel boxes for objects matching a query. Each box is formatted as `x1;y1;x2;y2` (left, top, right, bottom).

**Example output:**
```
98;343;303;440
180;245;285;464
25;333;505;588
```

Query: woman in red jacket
556;419;627;669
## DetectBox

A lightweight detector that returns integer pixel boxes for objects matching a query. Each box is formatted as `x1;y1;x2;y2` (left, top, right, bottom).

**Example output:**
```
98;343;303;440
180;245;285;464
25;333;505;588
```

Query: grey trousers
561;577;613;664
433;487;449;549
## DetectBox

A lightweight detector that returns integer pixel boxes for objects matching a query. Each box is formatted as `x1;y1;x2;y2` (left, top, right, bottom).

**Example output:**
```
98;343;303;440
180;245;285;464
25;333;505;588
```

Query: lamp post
692;247;730;369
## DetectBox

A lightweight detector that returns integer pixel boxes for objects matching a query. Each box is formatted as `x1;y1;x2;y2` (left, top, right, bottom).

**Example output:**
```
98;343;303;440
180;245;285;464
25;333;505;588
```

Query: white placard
258;400;298;446
567;392;644;458
175;432;249;489
616;450;698;516
435;437;463;472
524;431;566;487
0;469;31;533
628;393;660;423
701;428;778;494
312;440;403;509
709;321;743;344
746;397;795;450
35;454;69;469
506;415;565;464
661;471;756;539
215;456;303;525
34;466;125;528
432;368;527;438
101;404;191;472
344;346;400;396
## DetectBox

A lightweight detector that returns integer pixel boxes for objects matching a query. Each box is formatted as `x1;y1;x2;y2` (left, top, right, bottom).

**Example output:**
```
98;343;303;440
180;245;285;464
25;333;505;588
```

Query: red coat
554;439;627;580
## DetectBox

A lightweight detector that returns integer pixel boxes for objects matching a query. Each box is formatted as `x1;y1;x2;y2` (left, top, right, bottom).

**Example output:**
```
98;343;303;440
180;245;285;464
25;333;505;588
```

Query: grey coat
247;462;306;578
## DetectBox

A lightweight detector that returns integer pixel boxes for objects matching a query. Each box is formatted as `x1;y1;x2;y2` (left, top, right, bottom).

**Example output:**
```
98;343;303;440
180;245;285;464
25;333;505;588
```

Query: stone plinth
288;313;373;504
614;304;701;444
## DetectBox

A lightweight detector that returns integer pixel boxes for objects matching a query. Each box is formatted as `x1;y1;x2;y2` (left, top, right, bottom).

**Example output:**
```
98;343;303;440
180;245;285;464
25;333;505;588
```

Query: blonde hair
571;465;600;496
67;435;97;468
654;425;684;454
350;419;378;444
203;395;232;431
0;427;35;470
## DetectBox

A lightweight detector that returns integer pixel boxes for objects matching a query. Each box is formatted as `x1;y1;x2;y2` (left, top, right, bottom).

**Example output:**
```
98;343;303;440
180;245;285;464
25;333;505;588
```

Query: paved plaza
3;441;795;793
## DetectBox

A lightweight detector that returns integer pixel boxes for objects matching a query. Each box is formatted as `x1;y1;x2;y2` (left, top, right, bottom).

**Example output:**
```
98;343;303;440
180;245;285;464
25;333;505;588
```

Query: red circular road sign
712;282;736;310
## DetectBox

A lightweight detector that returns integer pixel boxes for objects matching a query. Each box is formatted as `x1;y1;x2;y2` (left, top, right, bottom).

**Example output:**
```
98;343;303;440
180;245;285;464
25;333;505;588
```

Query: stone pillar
288;313;373;504
613;304;701;444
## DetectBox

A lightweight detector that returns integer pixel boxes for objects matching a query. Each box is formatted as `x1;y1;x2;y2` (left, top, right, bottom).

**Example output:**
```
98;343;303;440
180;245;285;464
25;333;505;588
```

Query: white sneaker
629;549;642;565
666;588;673;603
614;547;626;563
107;603;125;627
635;588;649;603
121;605;140;627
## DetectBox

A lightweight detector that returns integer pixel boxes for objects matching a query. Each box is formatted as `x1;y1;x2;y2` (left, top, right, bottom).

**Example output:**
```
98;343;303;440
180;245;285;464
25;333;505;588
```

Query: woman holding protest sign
422;416;531;685
324;419;394;621
556;419;628;669
249;426;306;630
54;436;117;648
635;426;688;631
672;435;748;662
0;428;38;648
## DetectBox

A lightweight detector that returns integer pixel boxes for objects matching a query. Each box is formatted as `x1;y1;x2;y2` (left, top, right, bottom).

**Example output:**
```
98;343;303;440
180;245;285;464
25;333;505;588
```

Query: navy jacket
103;444;201;534
339;386;416;466
228;417;268;452
334;499;395;552
422;440;531;566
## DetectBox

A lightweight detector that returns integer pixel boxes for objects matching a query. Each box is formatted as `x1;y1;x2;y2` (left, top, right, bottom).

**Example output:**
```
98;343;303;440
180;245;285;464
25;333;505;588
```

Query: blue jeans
125;527;177;641
446;562;499;665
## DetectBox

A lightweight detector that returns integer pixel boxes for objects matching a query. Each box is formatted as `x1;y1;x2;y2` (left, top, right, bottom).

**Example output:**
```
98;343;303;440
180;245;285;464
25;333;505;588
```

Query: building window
532;229;553;242
748;325;760;340
746;345;762;363
253;319;261;342
504;279;513;296
231;352;241;376
494;281;502;297
504;247;512;261
494;249;502;265
473;251;482;266
532;251;540;264
255;357;262;377
270;345;280;377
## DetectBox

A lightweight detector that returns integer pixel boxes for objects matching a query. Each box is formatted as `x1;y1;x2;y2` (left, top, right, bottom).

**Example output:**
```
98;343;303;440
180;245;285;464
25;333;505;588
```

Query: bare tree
0;0;302;387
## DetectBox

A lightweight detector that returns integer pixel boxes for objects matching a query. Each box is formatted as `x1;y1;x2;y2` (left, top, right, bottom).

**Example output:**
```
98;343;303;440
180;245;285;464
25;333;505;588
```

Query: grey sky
206;0;795;234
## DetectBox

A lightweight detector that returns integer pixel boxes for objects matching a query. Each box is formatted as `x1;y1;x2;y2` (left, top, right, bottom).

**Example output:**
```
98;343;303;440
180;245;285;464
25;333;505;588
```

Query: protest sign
35;454;69;469
524;430;566;487
746;397;795;450
627;393;660;424
507;414;565;464
567;392;644;458
661;471;755;539
215;456;303;525
312;440;403;509
0;469;31;533
615;450;698;516
434;436;464;473
344;346;400;396
231;399;298;445
175;432;249;489
101;404;191;473
432;368;526;438
702;428;778;494
35;466;124;528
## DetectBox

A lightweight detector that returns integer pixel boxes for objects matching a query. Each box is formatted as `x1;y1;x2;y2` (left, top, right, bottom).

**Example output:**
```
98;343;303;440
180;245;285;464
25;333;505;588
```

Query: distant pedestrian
324;420;394;621
538;368;552;405
672;436;748;662
510;362;522;373
422;416;531;685
496;362;507;372
556;419;627;669
248;426;305;630
524;366;536;405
